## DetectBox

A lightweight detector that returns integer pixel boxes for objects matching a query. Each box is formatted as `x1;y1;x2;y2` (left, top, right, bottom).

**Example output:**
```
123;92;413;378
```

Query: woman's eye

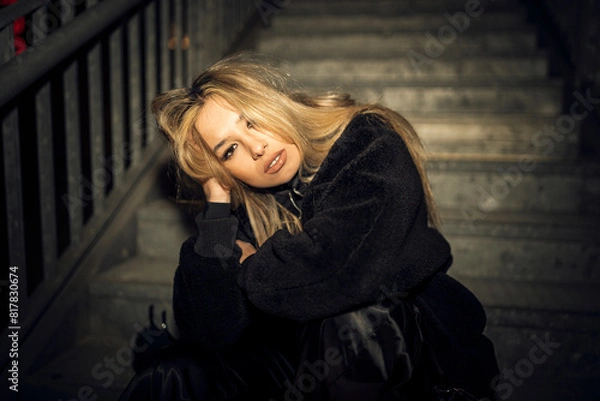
246;120;253;129
222;144;237;161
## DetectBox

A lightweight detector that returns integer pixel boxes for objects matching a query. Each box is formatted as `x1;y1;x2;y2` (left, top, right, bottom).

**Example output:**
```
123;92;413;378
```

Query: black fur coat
171;114;498;399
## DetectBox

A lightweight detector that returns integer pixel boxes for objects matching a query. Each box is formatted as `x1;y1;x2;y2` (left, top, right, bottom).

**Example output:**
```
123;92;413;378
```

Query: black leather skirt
119;298;425;401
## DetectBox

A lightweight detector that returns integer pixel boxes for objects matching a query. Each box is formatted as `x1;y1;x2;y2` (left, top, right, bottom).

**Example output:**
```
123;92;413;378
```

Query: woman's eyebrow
213;137;229;154
213;115;244;153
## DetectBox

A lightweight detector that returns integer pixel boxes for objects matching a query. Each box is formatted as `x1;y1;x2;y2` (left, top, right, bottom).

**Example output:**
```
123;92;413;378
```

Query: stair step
22;336;134;401
283;55;549;83
411;113;578;160
258;31;538;59
441;209;600;284
279;0;525;16
427;159;600;214
477;374;600;401
340;81;562;113
441;208;598;242
456;276;600;314
137;198;196;262
452;276;600;401
268;12;530;34
89;256;176;341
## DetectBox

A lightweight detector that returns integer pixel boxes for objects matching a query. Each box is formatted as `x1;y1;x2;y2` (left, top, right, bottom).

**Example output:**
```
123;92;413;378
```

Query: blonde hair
152;52;439;245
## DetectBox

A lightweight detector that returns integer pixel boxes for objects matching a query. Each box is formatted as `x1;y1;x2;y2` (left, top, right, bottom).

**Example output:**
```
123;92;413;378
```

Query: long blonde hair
152;52;439;245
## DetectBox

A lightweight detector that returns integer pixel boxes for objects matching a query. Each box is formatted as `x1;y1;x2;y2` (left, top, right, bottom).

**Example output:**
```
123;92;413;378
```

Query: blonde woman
120;52;498;401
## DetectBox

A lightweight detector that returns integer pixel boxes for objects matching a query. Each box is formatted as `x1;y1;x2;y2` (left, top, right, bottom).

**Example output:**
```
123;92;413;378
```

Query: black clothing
123;114;498;400
177;114;452;343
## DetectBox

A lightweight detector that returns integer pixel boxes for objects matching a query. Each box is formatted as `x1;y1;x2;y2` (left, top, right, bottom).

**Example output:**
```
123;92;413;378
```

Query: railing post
181;0;191;85
0;23;15;63
60;0;83;246
172;0;183;88
2;109;27;302
144;1;158;143
159;0;170;92
198;0;211;70
189;0;209;71
87;36;105;215
128;13;144;166
63;61;83;246
109;26;126;188
204;0;219;63
35;82;58;278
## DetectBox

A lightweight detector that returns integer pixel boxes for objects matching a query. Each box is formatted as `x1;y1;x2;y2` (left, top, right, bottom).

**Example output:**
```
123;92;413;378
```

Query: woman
121;52;499;401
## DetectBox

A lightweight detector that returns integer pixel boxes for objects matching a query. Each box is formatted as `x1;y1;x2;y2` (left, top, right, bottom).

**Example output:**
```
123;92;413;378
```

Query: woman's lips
265;149;287;174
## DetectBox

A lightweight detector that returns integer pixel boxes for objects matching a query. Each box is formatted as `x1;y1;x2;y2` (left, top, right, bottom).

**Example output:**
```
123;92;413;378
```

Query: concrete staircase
260;1;600;400
19;1;600;400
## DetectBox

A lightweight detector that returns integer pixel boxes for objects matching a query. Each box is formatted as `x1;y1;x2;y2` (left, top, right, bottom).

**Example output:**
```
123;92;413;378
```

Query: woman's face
195;97;302;188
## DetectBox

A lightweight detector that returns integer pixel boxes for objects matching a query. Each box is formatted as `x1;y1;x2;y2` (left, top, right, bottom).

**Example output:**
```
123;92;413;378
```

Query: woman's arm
172;180;253;348
173;234;251;348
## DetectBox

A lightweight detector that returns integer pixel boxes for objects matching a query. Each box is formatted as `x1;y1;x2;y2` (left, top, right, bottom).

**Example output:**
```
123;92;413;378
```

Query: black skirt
119;296;497;401
119;297;428;401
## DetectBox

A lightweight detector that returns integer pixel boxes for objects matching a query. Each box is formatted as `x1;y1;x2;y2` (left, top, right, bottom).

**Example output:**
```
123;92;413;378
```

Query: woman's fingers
236;240;257;263
202;177;231;203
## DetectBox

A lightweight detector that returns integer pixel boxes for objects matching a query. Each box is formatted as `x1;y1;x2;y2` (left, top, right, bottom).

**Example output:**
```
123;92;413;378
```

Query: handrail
0;0;147;108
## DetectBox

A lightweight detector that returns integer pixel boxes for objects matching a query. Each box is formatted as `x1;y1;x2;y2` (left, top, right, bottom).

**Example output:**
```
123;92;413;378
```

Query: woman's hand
236;240;257;263
202;177;231;203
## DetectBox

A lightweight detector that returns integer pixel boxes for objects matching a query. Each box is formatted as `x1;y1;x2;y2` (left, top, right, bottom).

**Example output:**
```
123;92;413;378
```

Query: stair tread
340;83;563;114
272;11;528;20
426;158;600;173
258;31;539;58
452;275;600;314
282;53;548;64
136;198;196;261
283;55;548;65
90;257;176;296
137;197;195;220
268;21;534;34
281;0;525;15
274;50;549;62
260;30;536;39
408;111;561;122
298;76;555;86
440;209;599;249
24;336;134;398
321;79;563;88
441;208;599;227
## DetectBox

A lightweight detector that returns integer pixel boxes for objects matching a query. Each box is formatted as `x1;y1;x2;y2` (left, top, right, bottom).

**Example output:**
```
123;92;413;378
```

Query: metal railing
1;0;257;371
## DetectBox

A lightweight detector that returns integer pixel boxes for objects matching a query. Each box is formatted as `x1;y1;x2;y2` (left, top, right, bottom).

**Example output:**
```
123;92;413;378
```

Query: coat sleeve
172;215;252;349
238;123;433;321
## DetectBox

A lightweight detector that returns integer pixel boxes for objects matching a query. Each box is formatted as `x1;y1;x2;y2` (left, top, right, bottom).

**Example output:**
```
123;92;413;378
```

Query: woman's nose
250;140;267;160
